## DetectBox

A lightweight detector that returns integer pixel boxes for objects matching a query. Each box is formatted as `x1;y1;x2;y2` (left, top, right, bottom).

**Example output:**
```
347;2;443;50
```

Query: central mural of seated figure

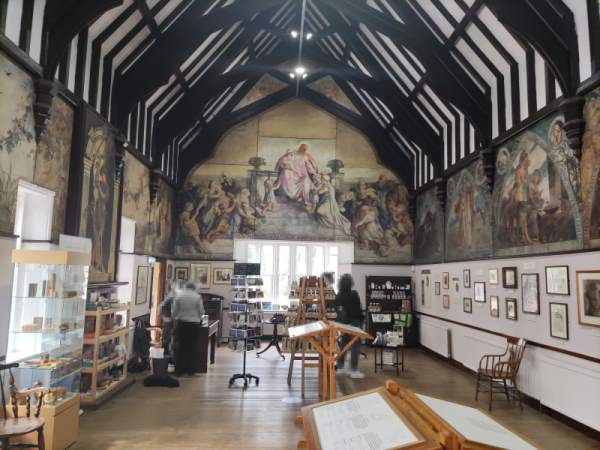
175;100;414;263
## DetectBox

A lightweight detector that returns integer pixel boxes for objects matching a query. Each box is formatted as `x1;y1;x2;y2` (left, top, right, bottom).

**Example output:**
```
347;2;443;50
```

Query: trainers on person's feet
336;367;349;375
349;370;366;379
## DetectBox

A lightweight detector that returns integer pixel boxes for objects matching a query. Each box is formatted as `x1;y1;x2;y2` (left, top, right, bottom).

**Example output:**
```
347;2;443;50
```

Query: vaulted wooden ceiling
5;0;598;189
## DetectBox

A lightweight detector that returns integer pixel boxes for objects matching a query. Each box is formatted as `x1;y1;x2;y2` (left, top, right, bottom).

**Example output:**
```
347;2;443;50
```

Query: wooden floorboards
73;346;600;450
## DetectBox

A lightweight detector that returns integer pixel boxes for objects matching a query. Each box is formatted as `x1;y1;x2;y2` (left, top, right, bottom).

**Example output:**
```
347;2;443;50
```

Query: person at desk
172;282;206;376
335;273;366;379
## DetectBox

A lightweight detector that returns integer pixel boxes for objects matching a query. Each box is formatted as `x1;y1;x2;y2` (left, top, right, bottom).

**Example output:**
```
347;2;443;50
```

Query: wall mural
78;109;120;282
415;188;444;263
0;54;36;234
582;87;600;248
176;101;413;263
33;97;74;240
493;114;580;256
122;152;151;253
445;160;492;260
307;76;360;115
233;74;287;111
152;180;174;255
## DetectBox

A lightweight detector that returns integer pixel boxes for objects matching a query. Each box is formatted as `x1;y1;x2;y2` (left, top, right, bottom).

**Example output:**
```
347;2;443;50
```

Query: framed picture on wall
506;298;518;320
167;264;173;280
442;272;449;289
549;302;569;340
175;267;188;281
488;269;499;285
474;281;486;303
490;296;499;318
463;269;471;288
135;266;149;305
521;273;540;314
443;294;450;309
214;268;233;285
576;271;600;327
502;267;518;289
463;297;472;313
435;282;441;296
191;263;211;288
545;266;570;296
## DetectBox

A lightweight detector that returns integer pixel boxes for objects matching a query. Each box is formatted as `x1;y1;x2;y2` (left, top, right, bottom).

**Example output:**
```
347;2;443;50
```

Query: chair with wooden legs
0;363;48;450
475;337;527;411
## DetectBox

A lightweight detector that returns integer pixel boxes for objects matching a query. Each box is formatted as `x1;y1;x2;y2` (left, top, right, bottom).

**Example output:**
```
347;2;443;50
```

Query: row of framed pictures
167;263;233;288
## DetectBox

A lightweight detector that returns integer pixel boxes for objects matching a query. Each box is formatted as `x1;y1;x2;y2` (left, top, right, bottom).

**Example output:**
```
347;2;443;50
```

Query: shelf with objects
366;275;419;348
6;249;90;450
80;288;132;407
228;263;262;389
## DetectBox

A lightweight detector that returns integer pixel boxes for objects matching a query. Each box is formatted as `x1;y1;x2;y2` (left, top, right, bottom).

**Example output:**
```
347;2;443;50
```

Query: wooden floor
74;346;600;450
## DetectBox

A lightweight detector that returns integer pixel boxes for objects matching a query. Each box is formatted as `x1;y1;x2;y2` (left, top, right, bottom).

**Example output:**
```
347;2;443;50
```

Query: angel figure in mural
353;203;384;250
454;180;476;248
274;143;319;209
179;201;209;252
261;177;278;212
314;174;352;235
513;150;535;245
234;188;262;236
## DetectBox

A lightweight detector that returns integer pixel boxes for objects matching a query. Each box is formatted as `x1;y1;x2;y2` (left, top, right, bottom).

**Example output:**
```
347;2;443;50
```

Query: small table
256;317;285;360
373;344;405;376
199;320;219;373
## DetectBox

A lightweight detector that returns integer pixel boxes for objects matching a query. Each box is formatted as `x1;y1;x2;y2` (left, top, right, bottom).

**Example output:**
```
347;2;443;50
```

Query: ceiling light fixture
294;66;306;75
306;32;313;40
290;30;298;38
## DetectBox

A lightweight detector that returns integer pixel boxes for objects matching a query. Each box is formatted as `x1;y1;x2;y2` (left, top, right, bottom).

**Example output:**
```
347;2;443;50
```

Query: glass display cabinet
6;249;90;410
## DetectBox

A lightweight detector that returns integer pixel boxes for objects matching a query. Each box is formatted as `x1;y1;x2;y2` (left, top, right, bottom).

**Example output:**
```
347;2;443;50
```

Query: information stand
297;380;539;450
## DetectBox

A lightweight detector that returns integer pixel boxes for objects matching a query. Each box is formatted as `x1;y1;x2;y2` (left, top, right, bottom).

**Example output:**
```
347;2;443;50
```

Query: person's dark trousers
338;321;361;371
173;320;203;376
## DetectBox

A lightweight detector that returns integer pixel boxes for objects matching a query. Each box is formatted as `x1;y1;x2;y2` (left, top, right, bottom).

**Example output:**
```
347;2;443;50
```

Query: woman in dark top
335;274;365;378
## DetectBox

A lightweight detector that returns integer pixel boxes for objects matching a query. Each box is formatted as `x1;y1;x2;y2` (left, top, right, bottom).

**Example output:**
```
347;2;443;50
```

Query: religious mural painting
151;180;174;255
492;113;580;256
33;97;74;240
0;54;36;233
307;76;360;115
233;74;288;111
582;87;600;248
122;152;151;253
77;108;120;282
176;101;413;263
414;188;444;263
445;160;492;260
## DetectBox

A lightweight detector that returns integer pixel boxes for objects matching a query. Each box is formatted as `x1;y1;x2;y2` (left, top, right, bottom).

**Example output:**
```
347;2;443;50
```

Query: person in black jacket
334;273;365;378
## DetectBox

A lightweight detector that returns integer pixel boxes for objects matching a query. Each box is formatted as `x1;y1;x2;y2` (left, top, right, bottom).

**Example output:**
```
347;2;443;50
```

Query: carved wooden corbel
33;78;57;141
114;134;127;179
479;147;496;192
559;96;586;158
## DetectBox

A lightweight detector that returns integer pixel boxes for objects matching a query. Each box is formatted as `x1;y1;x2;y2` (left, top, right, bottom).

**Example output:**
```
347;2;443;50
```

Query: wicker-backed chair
475;337;527;411
0;363;48;450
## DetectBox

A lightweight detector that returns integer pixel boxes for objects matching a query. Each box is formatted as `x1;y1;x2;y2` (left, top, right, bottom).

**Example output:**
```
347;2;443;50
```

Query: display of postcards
371;313;392;323
248;290;257;299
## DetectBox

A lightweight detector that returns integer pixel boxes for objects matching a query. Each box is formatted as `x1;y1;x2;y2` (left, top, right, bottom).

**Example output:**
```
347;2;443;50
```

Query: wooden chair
475;337;527;411
0;363;48;450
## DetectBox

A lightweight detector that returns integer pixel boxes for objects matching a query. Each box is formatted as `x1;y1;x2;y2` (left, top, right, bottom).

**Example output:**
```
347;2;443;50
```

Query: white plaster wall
117;253;152;319
413;250;600;432
0;236;17;358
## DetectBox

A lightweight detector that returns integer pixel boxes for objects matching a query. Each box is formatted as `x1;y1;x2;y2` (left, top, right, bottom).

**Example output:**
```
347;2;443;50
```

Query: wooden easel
287;277;326;398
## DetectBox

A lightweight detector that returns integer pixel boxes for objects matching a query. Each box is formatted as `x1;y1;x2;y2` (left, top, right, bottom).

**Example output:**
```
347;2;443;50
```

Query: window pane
295;246;307;279
261;245;274;275
279;245;290;275
261;275;272;300
278;275;289;305
311;246;324;276
329;246;338;256
247;244;260;263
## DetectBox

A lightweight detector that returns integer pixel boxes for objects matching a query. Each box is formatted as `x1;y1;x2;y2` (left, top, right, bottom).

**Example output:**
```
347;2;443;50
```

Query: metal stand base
229;373;259;389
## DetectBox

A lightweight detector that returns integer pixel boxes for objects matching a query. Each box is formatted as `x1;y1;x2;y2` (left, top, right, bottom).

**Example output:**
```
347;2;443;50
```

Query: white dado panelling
419;317;450;357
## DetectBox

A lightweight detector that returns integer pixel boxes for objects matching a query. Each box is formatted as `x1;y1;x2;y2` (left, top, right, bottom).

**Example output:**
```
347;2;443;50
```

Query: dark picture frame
575;271;600;328
463;269;471;288
213;268;233;285
175;267;189;281
474;281;486;303
490;295;499;318
167;264;173;279
135;266;149;305
506;298;518;320
442;272;450;289
545;265;570;296
502;267;518;289
435;282;441;296
521;273;540;314
549;302;569;340
463;297;472;313
443;294;450;309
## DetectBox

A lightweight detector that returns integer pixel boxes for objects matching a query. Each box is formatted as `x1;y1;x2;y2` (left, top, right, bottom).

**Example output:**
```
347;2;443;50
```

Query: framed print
488;268;499;285
502;267;518;289
506;298;518;320
191;263;211;288
576;271;600;327
463;297;472;313
443;294;450;309
442;272;449;289
490;296;499;318
175;267;189;281
463;269;471;288
167;264;173;279
435;282;441;296
474;281;486;303
545;266;570;296
214;268;233;285
135;266;149;305
549;303;569;340
521;273;540;314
